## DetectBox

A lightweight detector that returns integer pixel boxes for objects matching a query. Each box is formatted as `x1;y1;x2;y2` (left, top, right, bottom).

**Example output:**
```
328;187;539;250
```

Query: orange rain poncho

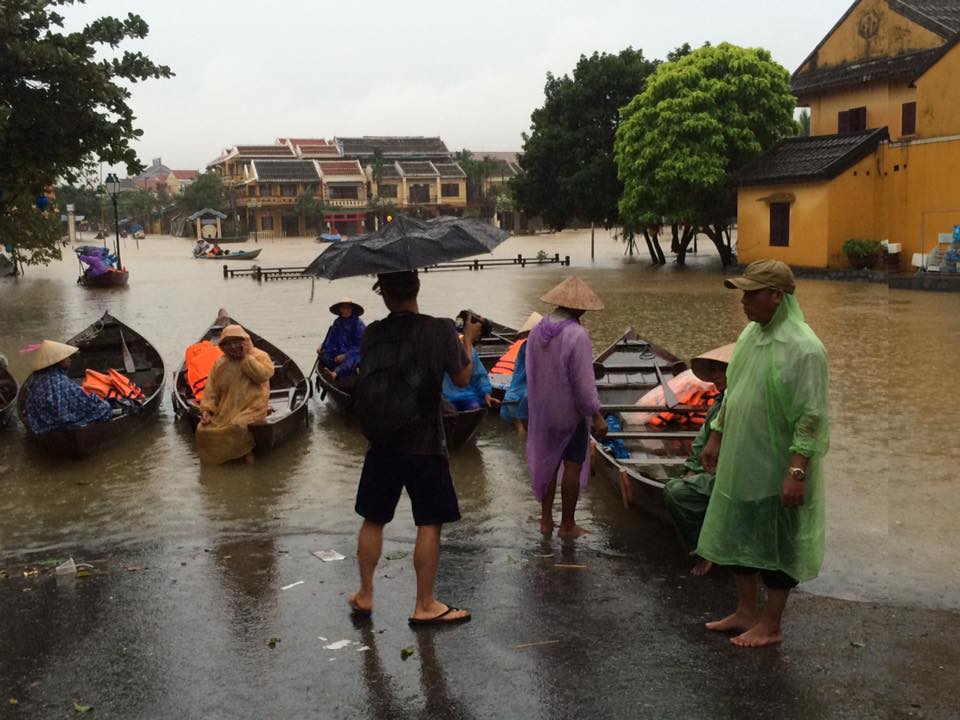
195;325;275;464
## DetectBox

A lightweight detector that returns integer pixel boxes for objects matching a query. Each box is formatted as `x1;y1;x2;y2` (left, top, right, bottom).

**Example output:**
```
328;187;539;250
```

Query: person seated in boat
442;313;497;411
496;312;542;435
193;239;211;257
195;324;275;464
662;343;734;577
23;340;113;435
318;298;366;387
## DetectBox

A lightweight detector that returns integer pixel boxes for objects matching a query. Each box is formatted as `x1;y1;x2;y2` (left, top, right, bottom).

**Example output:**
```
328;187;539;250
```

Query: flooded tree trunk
675;225;696;266
703;223;733;266
642;228;666;265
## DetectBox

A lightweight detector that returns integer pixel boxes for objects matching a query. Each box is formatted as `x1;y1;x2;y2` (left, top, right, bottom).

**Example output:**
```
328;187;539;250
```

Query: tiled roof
318;160;364;178
486;159;519;178
378;163;402;179
336;136;450;158
279;138;330;146
890;0;960;37
737;129;888;186
235;145;295;157
398;161;438;177
793;46;944;95
251;160;320;183
297;144;342;157
433;162;466;178
171;170;199;180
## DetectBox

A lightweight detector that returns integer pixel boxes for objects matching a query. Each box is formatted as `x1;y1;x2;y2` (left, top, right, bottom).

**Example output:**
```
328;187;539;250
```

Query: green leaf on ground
401;647;415;661
384;551;407;561
37;558;65;567
8;698;18;705
73;701;94;712
850;640;867;648
267;637;280;649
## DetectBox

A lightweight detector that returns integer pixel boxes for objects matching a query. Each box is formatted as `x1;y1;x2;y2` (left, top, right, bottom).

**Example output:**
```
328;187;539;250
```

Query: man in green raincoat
698;260;829;649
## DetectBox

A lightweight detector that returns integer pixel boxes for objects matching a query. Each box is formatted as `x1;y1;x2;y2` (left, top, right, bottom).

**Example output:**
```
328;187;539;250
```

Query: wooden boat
17;313;165;458
78;269;129;287
0;362;18;428
591;328;707;521
316;233;342;243
194;248;262;261
476;318;521;371
171;312;309;455
313;371;485;451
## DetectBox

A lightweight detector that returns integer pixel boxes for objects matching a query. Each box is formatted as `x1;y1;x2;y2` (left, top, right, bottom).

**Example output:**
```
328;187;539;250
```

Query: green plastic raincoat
696;294;829;582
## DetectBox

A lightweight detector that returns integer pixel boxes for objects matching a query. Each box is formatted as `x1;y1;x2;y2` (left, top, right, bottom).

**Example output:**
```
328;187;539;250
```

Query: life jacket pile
184;340;223;402
646;389;720;427
82;368;144;403
490;338;526;375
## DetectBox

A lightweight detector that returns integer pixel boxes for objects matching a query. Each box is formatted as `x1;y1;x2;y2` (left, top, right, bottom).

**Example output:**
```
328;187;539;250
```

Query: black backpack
352;317;433;445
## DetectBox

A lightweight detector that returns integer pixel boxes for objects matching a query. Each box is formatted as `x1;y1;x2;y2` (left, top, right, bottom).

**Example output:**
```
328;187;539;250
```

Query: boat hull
0;365;18;429
79;270;129;287
194;249;262;260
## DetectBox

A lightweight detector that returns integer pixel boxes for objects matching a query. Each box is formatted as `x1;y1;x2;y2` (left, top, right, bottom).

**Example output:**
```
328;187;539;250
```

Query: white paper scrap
280;580;305;591
324;639;353;650
356;646;371;653
312;550;346;562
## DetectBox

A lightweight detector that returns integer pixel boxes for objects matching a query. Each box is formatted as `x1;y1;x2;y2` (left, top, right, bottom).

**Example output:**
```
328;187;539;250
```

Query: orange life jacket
185;340;223;401
82;368;144;402
491;338;525;375
647;390;718;427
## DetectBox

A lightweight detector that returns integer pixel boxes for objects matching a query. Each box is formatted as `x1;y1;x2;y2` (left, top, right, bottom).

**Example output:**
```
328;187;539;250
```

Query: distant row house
206;136;471;236
122;158;198;195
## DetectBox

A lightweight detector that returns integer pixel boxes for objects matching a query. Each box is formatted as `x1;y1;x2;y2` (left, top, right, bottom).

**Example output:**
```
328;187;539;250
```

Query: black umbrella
301;216;510;280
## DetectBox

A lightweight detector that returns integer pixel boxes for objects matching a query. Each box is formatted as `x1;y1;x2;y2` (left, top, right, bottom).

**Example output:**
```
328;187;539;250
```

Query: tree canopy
615;43;795;265
512;48;658;231
177;173;224;214
0;1;171;267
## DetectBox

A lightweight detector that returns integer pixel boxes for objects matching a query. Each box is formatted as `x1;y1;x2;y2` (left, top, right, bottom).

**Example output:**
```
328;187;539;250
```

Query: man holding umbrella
349;270;481;626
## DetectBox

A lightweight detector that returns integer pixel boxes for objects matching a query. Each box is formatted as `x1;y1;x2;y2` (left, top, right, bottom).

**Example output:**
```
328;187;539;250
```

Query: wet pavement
1;232;959;718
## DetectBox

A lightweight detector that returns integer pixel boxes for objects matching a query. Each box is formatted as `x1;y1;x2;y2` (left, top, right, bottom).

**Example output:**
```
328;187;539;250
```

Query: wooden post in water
222;264;228;278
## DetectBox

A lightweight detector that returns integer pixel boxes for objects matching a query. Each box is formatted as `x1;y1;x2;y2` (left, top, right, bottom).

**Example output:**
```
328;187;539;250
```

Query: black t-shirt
360;312;468;455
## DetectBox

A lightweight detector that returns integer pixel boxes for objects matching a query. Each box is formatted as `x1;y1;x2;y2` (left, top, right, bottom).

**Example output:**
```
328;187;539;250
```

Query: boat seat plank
604;431;699;440
616;456;689;466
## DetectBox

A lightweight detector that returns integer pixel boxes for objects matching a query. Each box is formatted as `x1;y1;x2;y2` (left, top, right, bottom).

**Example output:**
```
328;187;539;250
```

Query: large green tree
615;43;795;266
0;1;172;267
512;48;658;231
176;173;224;214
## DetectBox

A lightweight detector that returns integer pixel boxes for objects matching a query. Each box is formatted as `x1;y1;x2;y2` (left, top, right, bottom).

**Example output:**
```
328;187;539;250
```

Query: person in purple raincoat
525;276;608;539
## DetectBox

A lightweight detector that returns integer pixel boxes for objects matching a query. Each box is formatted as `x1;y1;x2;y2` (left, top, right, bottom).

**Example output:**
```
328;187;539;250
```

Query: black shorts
731;566;799;590
355;447;461;527
561;421;589;465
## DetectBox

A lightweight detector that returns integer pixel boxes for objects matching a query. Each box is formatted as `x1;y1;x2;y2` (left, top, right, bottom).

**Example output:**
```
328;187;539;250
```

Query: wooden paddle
119;329;136;373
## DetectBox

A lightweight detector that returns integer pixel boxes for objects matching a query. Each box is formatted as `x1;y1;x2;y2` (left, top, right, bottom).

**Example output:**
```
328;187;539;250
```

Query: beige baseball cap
724;260;796;294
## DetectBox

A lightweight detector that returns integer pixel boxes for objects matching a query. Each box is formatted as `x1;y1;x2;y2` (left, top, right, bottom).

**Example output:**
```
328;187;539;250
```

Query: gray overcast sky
63;0;850;172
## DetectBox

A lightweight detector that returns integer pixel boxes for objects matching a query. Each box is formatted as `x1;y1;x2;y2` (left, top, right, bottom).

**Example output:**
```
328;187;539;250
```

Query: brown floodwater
1;230;957;610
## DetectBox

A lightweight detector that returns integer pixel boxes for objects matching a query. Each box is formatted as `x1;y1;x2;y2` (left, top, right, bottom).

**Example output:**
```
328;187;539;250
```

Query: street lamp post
105;173;122;269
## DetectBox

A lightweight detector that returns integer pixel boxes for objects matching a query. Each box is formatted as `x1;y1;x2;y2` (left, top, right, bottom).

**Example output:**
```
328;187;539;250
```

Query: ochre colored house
738;0;960;269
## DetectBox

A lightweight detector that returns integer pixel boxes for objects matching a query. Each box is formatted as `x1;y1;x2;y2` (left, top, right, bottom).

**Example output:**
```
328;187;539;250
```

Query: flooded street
1;231;958;718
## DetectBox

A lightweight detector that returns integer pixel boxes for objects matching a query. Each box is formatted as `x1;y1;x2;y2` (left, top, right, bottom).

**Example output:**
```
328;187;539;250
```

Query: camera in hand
456;309;492;339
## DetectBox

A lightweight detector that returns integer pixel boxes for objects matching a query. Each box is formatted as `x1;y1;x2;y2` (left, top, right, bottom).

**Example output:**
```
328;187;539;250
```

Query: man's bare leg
540;472;558;536
410;524;469;622
350;520;383;614
732;588;788;648
558;461;589;539
706;571;760;632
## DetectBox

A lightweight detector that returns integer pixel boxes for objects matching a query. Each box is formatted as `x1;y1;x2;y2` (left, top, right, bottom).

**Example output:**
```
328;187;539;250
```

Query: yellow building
737;0;960;270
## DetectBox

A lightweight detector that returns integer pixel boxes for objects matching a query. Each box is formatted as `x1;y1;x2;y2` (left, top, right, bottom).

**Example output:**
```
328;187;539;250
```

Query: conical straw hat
691;343;736;382
329;297;364;317
519;311;543;333
31;340;79;372
540;276;604;311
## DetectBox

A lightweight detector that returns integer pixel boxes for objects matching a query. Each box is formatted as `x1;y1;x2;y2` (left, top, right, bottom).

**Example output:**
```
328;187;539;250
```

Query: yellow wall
737;184;831;267
825;154;882;265
808;81;917;139
914;40;960;138
799;0;943;72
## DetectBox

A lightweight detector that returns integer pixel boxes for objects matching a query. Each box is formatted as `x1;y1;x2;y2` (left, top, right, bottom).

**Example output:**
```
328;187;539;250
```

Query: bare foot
349;592;372;616
705;611;759;633
731;621;783;648
557;524;589;540
690;558;714;577
540;517;555;536
243;452;255;465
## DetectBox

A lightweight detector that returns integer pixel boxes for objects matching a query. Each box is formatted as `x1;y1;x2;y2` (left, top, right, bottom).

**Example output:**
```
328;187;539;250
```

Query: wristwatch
788;467;807;481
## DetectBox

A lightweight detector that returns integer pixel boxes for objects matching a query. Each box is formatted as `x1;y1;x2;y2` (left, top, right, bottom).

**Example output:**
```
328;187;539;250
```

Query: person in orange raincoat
196;324;274;464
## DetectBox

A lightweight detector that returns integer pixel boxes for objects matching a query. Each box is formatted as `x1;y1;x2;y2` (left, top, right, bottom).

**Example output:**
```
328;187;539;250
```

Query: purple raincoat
525;314;601;501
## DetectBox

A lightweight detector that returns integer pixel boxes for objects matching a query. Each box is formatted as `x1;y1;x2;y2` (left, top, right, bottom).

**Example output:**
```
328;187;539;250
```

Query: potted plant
842;238;882;270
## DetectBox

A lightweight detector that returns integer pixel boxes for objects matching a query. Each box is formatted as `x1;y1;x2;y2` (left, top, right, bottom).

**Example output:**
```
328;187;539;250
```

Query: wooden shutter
769;203;790;247
902;102;917;136
850;106;867;132
838;110;851;134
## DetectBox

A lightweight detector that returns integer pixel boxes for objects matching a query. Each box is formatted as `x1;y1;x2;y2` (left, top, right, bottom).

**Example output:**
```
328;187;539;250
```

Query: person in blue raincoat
319;298;366;385
442;319;497;411
24;340;113;435
498;311;542;434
